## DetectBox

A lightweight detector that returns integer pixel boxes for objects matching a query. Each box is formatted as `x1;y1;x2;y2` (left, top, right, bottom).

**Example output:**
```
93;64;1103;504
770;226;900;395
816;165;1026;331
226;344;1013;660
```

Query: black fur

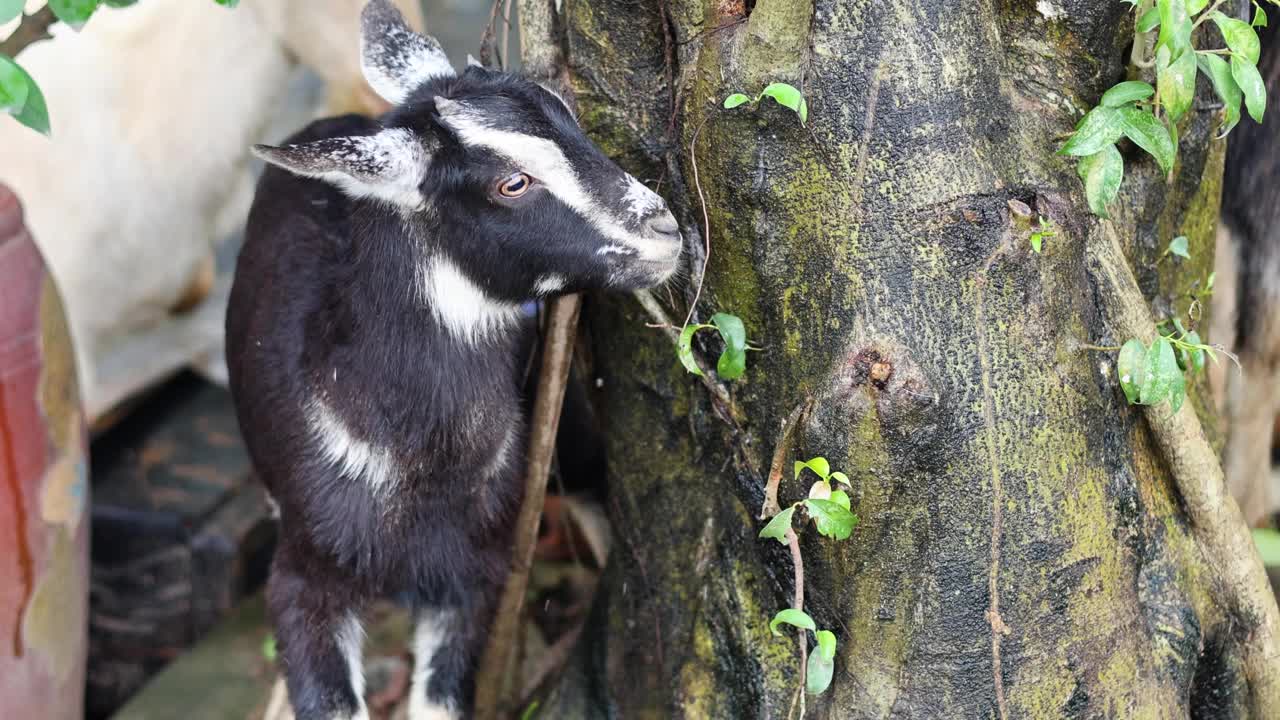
227;59;678;718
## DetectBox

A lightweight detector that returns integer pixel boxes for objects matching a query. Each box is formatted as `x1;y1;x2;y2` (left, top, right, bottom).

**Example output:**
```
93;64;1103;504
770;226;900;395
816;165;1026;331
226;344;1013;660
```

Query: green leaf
519;701;541;720
0;55;30;116
1137;6;1161;31
1060;106;1125;157
1118;108;1174;173
1156;0;1193;55
1139;337;1181;409
1101;81;1155;107
759;82;807;123
1187;0;1208;12
104;0;139;7
0;0;25;24
261;634;277;662
0;57;49;136
829;490;851;511
1253;528;1280;566
1255;4;1269;27
48;0;100;30
1197;52;1243;135
1077;145;1124;218
1184;330;1206;373
711;312;748;380
1158;46;1197;123
723;93;751;109
804;499;858;540
759;507;796;545
1167;235;1190;259
214;0;240;6
1231;55;1267;123
829;471;850;486
1117;339;1146;404
794;457;831;481
769;608;816;637
815;630;837;661
677;324;709;377
1211;11;1261;64
806;645;834;695
1206;271;1216;292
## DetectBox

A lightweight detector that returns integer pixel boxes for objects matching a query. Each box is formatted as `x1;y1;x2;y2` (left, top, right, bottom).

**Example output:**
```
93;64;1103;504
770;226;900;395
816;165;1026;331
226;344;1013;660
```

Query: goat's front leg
268;546;369;720
408;577;503;720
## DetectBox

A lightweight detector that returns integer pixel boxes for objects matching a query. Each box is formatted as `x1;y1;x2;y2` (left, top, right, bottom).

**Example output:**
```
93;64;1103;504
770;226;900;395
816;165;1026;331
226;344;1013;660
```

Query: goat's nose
646;211;680;240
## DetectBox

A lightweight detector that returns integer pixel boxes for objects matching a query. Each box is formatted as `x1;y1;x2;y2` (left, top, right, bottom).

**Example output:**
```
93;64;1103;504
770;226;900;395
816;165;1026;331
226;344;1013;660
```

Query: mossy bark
544;0;1274;717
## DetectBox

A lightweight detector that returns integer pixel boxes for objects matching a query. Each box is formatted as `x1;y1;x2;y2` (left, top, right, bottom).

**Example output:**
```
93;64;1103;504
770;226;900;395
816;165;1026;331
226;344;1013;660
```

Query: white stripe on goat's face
409;610;459;720
434;97;679;264
418;256;524;345
307;398;401;495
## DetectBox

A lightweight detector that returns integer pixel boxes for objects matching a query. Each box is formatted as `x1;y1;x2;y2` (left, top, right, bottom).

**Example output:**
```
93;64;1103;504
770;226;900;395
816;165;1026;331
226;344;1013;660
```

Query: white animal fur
0;0;423;419
418;256;523;345
307;398;401;495
408;610;459;720
336;613;371;720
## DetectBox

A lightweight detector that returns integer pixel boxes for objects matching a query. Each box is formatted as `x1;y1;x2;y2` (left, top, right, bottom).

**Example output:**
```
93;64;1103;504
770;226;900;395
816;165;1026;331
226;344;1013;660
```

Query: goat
0;0;422;420
224;2;682;717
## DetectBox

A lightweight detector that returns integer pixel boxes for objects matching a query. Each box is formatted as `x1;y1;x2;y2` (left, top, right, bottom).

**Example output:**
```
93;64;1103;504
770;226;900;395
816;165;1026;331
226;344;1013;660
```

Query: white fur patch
434;100;674;262
621;174;663;220
534;274;567;295
361;0;454;105
253;129;429;210
481;424;518;479
306;399;401;496
336;613;371;720
409;611;459;720
419;256;523;344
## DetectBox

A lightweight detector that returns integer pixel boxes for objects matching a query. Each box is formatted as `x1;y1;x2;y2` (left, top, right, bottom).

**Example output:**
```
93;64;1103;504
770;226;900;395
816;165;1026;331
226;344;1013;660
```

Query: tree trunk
542;0;1277;717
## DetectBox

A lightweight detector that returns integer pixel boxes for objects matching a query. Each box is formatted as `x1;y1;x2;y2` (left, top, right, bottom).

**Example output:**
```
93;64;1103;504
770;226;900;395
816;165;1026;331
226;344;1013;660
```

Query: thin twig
683;114;714;328
761;399;813;519
0;6;57;59
788;528;807;718
500;0;513;71
474;296;581;720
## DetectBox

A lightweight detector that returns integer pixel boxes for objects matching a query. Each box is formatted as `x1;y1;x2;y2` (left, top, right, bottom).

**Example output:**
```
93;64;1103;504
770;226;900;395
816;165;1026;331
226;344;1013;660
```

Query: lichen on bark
540;0;1278;717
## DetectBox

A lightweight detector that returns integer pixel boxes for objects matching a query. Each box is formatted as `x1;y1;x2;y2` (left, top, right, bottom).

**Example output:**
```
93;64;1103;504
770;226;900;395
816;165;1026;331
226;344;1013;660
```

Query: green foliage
0;55;48;135
769;609;816;636
804;498;858;540
261;634;277;662
1253;529;1280;566
1029;215;1058;252
1115;328;1219;413
676;312;753;380
722;82;809;125
758;457;859;696
49;0;101;31
758;507;796;544
1164;235;1190;259
519;701;541;720
1065;0;1276;216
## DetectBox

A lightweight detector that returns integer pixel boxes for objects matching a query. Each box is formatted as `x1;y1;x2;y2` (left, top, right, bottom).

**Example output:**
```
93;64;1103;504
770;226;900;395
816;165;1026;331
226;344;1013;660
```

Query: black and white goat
224;1;681;718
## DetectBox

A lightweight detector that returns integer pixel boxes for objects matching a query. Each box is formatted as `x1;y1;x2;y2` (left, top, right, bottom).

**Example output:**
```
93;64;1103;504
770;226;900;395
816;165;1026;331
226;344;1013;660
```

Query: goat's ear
252;129;432;209
360;0;454;105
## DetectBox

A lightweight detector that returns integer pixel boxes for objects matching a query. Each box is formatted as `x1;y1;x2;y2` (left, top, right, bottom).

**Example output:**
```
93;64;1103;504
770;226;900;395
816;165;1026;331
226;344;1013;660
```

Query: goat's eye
497;173;532;198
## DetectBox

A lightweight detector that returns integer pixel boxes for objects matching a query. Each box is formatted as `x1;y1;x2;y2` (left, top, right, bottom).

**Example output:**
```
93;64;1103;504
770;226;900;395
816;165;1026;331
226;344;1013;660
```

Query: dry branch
0;6;57;59
1086;221;1280;715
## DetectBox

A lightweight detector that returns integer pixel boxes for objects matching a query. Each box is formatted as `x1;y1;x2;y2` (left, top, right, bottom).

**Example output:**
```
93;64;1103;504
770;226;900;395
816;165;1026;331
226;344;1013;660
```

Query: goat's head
253;0;683;312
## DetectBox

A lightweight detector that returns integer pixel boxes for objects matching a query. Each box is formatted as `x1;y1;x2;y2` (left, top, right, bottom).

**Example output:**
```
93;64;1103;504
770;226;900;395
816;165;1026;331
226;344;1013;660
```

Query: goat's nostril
646;211;680;238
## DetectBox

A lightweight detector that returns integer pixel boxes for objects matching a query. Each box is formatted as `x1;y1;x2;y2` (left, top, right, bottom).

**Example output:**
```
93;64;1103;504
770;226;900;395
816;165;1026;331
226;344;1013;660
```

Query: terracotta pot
0;183;89;719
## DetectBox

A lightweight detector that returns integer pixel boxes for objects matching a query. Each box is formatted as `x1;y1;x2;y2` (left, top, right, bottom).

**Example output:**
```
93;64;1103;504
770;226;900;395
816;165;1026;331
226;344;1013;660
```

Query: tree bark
543;0;1279;717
